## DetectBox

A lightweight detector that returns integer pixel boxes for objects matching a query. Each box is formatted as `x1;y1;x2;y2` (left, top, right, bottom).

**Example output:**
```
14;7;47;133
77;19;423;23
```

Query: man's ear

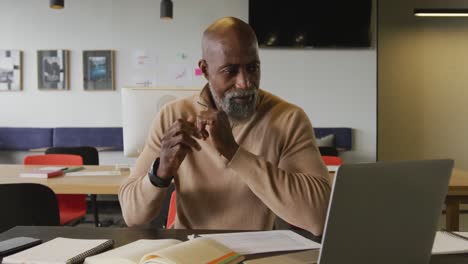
198;59;209;80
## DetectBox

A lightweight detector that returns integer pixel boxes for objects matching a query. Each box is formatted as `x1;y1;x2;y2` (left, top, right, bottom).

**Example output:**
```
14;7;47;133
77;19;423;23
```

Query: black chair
0;183;60;233
45;146;99;165
45;146;110;227
318;146;339;157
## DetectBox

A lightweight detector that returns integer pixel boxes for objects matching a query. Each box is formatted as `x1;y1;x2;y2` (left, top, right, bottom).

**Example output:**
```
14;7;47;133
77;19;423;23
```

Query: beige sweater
119;86;331;235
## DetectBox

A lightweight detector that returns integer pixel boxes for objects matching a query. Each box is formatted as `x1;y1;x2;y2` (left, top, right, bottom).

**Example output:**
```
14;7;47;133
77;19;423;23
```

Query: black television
249;0;372;48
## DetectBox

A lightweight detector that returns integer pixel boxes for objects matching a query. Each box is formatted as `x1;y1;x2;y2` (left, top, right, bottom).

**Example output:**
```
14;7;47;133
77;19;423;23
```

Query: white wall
0;0;376;163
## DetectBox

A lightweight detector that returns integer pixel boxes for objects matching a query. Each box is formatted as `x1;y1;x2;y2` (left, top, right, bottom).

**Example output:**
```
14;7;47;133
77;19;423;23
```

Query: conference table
0;164;468;231
0;164;129;194
0;226;466;263
445;169;468;231
0;164;129;227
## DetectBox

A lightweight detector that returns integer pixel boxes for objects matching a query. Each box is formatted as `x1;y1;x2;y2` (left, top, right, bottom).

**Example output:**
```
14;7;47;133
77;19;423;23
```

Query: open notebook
84;230;318;264
2;237;113;264
84;238;243;264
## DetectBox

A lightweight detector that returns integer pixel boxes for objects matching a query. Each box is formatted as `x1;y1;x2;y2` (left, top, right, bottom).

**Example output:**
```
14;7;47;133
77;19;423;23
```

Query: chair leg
91;194;100;227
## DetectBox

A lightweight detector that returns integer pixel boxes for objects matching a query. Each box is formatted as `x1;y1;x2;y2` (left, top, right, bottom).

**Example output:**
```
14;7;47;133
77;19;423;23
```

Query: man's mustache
225;89;257;101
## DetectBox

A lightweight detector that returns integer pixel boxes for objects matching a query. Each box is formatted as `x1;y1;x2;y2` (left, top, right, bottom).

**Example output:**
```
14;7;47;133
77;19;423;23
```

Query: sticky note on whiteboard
194;68;203;76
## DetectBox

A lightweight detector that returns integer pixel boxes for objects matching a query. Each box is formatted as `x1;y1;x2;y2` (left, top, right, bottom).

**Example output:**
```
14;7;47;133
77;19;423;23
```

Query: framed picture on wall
0;50;22;91
83;50;115;91
37;50;69;90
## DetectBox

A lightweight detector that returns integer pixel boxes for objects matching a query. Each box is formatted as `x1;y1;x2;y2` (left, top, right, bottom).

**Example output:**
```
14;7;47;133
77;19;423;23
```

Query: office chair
318;146;339;157
45;146;110;227
0;183;60;233
45;146;99;165
321;156;343;166
166;191;177;228
24;154;87;226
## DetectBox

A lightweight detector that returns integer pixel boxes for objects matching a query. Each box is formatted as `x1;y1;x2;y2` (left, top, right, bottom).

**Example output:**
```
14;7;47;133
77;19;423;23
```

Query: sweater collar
196;84;216;111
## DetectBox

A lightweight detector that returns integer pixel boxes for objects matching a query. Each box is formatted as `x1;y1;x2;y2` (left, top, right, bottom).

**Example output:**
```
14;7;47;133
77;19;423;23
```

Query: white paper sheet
66;171;121;177
432;231;468;255
326;165;339;172
3;237;112;264
197;230;321;255
38;166;67;171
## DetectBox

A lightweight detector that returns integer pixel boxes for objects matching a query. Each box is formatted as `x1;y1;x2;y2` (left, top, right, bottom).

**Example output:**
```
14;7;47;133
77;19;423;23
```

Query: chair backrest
24;154;83;166
45;146;99;165
0;183;60;233
322;156;343;166
24;153;86;226
318;147;339;157
166;191;177;228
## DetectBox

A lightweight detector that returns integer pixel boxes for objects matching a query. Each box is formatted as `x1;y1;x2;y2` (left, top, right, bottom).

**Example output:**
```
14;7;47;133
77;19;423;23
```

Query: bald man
119;17;331;235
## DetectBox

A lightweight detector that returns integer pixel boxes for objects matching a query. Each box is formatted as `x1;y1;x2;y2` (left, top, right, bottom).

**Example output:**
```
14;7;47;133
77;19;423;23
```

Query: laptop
317;159;454;264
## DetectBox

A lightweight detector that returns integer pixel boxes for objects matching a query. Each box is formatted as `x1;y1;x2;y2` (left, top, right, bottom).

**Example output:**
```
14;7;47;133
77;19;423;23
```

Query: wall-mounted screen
249;0;372;48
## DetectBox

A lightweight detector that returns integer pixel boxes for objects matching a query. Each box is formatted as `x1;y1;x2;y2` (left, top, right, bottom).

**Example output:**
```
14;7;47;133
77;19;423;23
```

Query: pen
63;167;85;173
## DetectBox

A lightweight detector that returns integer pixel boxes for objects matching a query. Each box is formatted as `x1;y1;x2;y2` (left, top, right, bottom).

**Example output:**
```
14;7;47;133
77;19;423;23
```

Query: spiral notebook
2;237;114;264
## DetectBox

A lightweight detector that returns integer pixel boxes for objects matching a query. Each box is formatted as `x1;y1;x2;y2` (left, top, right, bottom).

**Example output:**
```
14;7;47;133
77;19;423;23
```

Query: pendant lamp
50;0;64;9
161;0;173;20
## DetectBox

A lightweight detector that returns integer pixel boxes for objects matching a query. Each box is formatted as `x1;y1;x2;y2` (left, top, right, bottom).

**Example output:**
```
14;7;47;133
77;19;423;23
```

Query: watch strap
148;158;173;188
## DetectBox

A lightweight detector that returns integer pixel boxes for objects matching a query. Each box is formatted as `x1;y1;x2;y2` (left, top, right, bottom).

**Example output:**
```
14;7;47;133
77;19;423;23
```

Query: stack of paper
432;231;468;255
19;167;65;179
197;230;321;255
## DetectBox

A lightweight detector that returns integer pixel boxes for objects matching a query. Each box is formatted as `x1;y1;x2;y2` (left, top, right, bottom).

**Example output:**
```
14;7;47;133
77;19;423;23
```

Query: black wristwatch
148;158;173;188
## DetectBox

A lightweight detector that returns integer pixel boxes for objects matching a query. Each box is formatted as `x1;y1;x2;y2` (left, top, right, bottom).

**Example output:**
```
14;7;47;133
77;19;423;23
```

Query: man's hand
157;118;202;179
197;110;239;160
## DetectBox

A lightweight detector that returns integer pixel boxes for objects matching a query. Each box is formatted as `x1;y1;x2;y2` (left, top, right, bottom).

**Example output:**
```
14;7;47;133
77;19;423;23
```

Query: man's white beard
209;83;258;121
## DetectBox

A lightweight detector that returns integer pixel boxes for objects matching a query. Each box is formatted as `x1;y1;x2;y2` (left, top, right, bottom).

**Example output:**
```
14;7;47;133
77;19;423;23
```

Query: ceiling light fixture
414;8;468;17
161;0;173;20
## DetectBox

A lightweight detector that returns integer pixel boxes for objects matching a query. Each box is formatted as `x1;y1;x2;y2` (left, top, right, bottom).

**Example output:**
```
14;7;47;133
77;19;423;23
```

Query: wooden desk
0;226;318;261
0;226;466;263
446;169;468;231
0;164;129;195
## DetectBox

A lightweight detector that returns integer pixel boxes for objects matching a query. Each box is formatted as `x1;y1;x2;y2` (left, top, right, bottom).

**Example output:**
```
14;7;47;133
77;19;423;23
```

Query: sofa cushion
0;127;53;150
314;127;352;150
53;127;123;150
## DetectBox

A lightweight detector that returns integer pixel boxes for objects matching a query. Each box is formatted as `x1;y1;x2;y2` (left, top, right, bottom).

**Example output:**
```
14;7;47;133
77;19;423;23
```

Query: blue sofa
0;127;123;151
0;127;350;152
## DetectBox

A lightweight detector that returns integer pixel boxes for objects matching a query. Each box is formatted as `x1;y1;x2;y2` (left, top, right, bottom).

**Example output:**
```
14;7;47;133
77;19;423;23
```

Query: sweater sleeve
226;109;331;235
118;106;171;227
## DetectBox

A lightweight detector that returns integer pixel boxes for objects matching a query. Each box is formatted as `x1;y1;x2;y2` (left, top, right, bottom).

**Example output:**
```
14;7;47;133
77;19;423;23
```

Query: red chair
24;154;87;225
321;156;343;166
166;191;176;228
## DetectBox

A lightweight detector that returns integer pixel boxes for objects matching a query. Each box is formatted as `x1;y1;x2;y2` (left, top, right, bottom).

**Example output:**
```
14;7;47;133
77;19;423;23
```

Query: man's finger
168;119;202;139
198;110;218;120
171;133;202;151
